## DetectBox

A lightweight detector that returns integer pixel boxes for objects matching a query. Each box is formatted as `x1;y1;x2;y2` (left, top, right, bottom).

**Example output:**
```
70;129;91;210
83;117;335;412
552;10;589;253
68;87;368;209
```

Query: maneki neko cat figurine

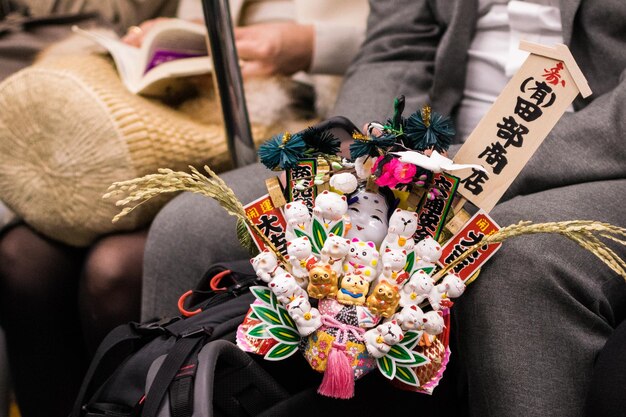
286;236;316;288
269;273;308;304
251;250;286;283
399;269;434;307
393;304;425;331
363;320;404;358
366;280;401;318
380;209;419;253
284;199;311;239
336;274;369;306
320;233;351;277
378;247;409;286
414;237;443;271
313;190;348;225
287;295;323;336
426;273;466;310
307;263;339;299
343;238;380;280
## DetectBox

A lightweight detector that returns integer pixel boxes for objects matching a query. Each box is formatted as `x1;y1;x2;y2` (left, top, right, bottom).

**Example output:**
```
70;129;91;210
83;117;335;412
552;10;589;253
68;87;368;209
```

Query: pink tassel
317;342;354;399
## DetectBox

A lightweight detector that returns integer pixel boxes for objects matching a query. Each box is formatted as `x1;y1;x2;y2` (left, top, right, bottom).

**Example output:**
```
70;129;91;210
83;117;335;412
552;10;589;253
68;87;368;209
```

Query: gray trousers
142;163;626;416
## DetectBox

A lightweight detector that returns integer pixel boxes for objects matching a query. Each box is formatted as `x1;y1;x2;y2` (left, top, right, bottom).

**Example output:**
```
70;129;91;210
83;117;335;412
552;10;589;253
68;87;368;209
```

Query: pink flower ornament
373;158;417;189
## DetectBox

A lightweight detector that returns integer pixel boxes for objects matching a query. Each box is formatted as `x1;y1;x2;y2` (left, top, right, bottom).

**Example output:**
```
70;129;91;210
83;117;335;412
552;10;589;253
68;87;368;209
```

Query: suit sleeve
331;0;442;128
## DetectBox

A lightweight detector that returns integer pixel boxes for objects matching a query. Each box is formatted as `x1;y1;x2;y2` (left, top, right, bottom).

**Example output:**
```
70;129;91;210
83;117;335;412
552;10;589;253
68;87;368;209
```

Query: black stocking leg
0;225;87;417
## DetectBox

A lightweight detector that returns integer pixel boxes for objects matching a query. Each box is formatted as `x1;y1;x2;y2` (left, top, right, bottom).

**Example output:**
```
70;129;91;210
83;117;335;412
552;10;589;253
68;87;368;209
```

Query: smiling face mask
346;190;389;248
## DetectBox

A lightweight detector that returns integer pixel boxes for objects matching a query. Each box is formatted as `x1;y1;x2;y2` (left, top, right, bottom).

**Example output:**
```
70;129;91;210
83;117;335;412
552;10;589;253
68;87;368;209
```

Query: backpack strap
71;318;178;417
194;340;291;417
142;328;211;417
71;323;142;417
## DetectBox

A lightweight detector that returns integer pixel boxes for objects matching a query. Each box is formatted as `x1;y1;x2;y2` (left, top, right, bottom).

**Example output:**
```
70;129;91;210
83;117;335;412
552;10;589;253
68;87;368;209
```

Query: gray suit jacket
333;0;626;200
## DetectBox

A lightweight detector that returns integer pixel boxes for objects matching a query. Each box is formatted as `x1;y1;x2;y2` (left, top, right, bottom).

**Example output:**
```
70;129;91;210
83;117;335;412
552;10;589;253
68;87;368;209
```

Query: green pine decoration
404;105;455;152
349;132;396;160
258;132;307;170
300;127;341;156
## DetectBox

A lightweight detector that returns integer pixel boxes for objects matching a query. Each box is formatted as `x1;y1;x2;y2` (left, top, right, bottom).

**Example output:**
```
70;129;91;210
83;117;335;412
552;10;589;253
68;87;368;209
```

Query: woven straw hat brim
0;54;270;246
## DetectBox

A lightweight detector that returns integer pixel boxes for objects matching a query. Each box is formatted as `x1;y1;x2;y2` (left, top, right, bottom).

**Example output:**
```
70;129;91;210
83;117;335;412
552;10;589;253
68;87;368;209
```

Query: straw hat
0;54;272;246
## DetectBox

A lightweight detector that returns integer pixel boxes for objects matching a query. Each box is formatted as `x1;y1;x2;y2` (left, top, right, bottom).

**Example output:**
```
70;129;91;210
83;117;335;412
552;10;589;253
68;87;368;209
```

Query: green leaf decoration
329;221;344;237
267;325;300;344
293;228;310;239
395;366;420;387
399;331;422;350
387;344;415;364
377;356;396;380
404;251;415;273
250;286;274;307
251;305;282;326
417;265;435;275
294;229;318;254
248;311;259;321
277;305;296;329
246;323;270;339
312;219;327;252
410;352;429;367
264;342;299;361
237;218;259;256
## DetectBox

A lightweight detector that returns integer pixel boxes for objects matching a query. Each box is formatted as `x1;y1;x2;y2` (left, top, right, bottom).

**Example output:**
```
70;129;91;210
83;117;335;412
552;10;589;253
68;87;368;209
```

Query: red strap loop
177;290;201;318
209;269;232;291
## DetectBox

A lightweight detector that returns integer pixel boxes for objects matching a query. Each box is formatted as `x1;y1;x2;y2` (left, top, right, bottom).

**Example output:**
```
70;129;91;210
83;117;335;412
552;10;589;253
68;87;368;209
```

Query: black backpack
72;260;466;417
71;260;283;417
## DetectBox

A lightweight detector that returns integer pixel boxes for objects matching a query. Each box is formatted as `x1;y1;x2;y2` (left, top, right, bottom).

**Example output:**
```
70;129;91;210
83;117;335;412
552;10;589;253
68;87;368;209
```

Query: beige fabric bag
0;54;280;246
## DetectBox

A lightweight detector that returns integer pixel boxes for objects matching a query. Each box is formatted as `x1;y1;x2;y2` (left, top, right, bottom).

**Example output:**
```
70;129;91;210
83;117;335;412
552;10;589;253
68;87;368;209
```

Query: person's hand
121;18;172;47
235;22;314;77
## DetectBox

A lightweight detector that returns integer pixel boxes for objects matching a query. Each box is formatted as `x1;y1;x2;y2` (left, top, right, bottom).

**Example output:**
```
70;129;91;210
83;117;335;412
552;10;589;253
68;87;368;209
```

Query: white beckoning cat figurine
426;273;466;310
286;295;322;336
286;236;316;288
320;233;350;276
399;270;434;307
381;209;419;253
364;320;404;358
250;250;285;283
345;190;389;248
343;238;380;281
414;237;443;271
423;310;445;336
393;304;425;332
284;200;311;239
313;190;348;224
268;273;307;305
378;247;409;286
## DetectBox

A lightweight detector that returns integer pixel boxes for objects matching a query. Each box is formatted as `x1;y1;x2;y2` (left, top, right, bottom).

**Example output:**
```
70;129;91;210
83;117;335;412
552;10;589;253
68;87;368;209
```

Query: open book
73;19;212;96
